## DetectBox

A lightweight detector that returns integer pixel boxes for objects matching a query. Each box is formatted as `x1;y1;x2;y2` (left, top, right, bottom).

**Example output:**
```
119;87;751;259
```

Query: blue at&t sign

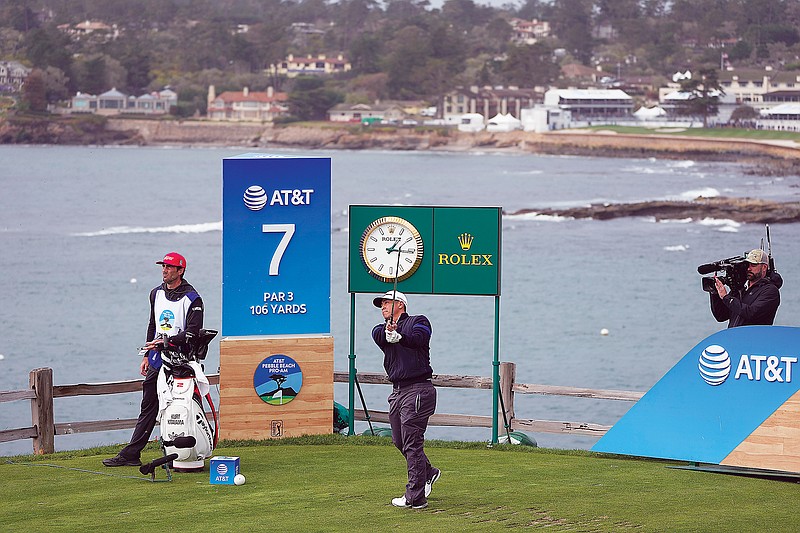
222;154;331;336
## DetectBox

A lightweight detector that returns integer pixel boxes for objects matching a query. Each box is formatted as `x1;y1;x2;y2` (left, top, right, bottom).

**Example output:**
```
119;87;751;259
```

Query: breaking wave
503;212;572;222
73;221;222;237
676;187;720;200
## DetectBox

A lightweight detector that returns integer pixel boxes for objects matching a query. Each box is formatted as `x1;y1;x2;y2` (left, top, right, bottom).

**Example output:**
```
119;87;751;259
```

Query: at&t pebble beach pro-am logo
699;344;797;385
159;310;174;332
253;354;303;405
243;185;314;210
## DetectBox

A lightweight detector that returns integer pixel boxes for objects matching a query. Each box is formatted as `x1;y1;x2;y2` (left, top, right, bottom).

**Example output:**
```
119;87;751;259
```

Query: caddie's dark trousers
119;366;159;460
388;380;437;505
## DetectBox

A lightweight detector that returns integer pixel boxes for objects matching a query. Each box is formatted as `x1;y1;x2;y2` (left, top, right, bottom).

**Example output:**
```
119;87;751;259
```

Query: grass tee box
210;456;240;485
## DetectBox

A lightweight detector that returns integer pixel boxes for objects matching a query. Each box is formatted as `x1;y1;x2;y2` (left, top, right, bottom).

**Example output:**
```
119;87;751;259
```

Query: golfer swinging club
372;288;441;509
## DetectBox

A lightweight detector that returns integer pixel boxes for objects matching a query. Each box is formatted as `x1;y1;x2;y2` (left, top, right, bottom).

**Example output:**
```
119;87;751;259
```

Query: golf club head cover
163;436;196;449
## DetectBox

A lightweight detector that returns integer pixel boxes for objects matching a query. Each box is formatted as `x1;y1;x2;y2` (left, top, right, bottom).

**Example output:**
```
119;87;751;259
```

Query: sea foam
73;221;222;237
677;187;719;200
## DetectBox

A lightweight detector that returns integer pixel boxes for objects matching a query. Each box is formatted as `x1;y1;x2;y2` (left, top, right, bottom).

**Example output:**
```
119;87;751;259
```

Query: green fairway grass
2;435;799;532
580;125;800;141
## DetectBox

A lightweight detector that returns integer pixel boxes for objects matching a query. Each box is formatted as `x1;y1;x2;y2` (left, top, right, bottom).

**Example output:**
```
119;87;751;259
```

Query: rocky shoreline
108;118;800;177
508;196;800;224
3;115;800;166
4;116;800;224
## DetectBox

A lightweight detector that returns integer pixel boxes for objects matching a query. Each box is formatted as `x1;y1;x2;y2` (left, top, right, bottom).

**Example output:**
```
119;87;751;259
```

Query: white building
70;88;177;115
542;89;634;121
0;61;31;92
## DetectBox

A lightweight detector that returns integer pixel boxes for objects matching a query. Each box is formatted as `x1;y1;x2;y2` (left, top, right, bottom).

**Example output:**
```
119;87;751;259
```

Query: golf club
389;246;402;324
354;374;375;435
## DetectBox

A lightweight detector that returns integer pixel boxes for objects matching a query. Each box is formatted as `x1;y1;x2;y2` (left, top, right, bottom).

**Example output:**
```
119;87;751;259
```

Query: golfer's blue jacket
372;313;433;387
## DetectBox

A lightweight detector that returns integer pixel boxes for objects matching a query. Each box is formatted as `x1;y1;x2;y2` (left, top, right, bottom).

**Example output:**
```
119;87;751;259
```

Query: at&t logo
699;344;798;385
243;185;314;211
698;345;731;386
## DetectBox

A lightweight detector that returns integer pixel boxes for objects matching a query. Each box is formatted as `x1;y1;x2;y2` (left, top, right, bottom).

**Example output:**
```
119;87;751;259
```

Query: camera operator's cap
373;290;408;309
157;252;186;268
745;249;769;265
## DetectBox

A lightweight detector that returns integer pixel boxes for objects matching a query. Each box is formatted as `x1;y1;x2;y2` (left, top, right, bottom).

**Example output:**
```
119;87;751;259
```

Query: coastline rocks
508;197;800;224
3;117;800;179
0;115;136;144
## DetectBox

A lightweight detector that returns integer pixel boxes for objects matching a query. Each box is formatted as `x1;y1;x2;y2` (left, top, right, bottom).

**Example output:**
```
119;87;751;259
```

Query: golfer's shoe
102;454;142;467
424;468;441;498
391;496;428;509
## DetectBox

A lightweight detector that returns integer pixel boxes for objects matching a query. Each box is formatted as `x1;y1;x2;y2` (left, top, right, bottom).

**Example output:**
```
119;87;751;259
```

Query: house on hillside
69;88;177;115
684;67;800;110
269;54;351;78
442;86;540;123
509;18;551;45
206;86;289;121
0;61;31;92
560;63;599;85
58;20;119;41
327;102;405;123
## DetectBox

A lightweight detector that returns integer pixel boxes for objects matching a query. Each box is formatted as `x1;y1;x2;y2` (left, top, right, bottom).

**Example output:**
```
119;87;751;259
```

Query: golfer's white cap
373;290;408;309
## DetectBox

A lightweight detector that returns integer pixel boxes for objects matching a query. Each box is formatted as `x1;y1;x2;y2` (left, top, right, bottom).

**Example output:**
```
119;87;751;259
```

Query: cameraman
710;249;781;328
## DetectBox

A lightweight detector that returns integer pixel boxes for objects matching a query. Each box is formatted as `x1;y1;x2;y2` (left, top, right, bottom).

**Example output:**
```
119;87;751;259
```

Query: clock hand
386;240;400;253
395;237;414;252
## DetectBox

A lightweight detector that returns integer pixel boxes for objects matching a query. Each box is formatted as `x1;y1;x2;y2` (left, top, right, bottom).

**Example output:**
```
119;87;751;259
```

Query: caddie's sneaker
102;454;142;467
425;468;441;498
391;496;428;509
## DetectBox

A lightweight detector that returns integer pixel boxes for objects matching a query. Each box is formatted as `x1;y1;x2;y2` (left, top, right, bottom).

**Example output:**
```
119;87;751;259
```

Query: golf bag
156;329;218;471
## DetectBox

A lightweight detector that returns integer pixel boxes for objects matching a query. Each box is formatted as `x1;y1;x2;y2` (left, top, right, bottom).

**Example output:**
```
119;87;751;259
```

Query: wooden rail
2;364;643;454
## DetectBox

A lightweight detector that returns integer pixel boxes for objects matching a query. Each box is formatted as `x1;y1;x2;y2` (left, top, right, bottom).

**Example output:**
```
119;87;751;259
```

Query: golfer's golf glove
386;329;402;343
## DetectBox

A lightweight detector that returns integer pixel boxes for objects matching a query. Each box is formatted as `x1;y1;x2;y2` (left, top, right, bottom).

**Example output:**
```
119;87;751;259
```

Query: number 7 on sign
261;223;295;275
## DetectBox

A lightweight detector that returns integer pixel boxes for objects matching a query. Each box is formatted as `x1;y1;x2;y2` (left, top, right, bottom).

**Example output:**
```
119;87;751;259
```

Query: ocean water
2;144;800;457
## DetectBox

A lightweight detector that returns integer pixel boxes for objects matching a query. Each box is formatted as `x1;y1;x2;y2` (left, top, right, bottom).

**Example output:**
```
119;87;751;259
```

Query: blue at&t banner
593;326;800;472
222;154;331;336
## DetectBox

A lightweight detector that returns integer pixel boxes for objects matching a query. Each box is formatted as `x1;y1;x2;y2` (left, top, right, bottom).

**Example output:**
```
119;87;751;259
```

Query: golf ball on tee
234;474;246;485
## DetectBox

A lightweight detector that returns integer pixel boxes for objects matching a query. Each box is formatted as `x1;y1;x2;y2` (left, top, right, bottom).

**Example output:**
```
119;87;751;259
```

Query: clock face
360;216;424;282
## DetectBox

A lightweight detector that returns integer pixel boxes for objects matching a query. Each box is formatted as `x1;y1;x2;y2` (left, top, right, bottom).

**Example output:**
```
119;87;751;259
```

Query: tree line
2;0;799;118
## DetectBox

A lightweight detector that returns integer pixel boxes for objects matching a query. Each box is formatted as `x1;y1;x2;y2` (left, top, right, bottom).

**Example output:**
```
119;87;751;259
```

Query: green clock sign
348;205;501;296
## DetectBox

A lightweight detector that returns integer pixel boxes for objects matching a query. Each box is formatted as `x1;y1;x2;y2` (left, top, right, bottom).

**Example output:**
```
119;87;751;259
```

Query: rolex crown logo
458;232;474;251
388;225;396;234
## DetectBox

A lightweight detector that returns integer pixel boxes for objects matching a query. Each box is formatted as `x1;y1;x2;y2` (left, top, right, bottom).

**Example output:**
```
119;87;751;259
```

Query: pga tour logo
243;185;314;211
698;344;798;386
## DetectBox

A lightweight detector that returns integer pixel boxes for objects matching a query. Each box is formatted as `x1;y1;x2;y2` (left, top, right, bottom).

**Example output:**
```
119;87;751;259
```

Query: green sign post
348;205;504;442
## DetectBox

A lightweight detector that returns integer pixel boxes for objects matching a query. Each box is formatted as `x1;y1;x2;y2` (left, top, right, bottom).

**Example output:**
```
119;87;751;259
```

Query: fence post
499;362;516;431
30;367;55;454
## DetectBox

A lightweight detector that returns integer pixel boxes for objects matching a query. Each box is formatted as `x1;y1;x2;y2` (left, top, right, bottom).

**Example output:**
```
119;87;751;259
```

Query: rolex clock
360;216;424;282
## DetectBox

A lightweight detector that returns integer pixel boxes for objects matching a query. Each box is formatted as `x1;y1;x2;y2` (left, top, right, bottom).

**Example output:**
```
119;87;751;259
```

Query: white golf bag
156;329;218;471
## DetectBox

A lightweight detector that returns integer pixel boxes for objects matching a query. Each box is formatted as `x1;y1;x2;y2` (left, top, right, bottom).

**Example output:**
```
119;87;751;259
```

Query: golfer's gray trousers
388;380;437;505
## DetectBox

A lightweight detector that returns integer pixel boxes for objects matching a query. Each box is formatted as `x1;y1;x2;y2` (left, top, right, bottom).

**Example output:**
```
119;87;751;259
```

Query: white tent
457;113;485;132
633;106;667;120
486;113;521;132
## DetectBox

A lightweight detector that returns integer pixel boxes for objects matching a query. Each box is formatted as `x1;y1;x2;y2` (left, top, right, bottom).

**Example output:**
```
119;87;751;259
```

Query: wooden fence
0;363;643;455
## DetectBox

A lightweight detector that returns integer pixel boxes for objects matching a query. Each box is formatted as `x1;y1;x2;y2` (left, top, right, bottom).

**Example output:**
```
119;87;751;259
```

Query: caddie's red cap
156;252;186;268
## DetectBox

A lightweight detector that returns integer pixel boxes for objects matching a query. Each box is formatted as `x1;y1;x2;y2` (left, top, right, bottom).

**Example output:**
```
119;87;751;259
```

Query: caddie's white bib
154;290;193;337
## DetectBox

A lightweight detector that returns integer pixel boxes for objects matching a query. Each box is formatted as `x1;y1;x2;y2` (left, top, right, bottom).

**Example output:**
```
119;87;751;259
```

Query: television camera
698;225;775;295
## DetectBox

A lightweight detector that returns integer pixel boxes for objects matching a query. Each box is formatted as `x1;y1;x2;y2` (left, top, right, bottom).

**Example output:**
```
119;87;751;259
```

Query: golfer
372;290;441;509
